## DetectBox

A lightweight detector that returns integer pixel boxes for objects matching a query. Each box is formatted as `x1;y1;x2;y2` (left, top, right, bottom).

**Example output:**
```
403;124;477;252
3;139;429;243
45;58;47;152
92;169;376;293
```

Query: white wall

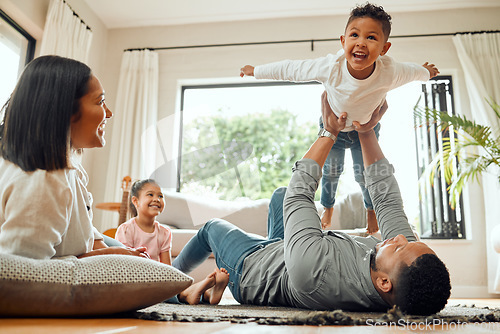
2;1;500;298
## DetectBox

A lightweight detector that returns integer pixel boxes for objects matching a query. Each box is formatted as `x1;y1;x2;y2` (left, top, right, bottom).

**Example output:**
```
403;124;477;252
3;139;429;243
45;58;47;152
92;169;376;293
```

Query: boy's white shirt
254;49;430;131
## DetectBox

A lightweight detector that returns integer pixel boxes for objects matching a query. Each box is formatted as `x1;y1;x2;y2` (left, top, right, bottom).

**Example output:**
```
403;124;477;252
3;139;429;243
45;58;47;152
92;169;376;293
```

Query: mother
0;56;228;308
0;55;150;259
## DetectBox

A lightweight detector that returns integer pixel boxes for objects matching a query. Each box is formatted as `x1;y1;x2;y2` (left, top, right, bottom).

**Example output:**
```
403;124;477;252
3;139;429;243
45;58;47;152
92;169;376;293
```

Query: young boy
239;3;439;233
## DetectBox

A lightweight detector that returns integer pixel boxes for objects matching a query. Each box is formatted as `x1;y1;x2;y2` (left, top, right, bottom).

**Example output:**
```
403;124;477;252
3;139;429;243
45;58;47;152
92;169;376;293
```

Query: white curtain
452;32;500;293
40;0;93;63
452;33;500;136
101;50;159;232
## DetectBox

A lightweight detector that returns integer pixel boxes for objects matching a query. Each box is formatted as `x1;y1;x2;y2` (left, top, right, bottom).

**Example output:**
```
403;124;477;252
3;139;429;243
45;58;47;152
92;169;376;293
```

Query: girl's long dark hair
0;55;91;171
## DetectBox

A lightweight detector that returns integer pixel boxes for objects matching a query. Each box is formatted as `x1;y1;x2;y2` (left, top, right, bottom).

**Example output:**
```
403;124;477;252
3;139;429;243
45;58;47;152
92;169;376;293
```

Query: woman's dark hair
0;55;92;171
129;179;160;217
394;254;451;315
346;2;392;41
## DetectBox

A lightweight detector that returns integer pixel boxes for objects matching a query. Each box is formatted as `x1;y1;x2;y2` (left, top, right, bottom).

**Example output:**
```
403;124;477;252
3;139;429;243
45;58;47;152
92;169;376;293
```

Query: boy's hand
240;65;255;77
423;62;440;79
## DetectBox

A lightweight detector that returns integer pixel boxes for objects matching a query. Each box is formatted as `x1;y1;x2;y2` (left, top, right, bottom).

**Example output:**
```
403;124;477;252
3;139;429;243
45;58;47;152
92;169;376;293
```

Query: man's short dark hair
346;2;392;41
395;253;451;315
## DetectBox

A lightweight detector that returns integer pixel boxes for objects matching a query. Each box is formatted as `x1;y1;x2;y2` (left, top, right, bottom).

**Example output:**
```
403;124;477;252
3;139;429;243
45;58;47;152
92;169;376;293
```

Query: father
173;93;451;315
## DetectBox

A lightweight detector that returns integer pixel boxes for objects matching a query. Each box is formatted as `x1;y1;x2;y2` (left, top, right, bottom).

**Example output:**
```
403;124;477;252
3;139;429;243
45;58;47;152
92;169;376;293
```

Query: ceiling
83;0;500;29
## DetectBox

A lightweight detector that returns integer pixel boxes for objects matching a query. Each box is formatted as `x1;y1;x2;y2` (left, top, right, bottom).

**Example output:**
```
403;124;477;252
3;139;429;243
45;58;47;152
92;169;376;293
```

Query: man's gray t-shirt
239;157;416;311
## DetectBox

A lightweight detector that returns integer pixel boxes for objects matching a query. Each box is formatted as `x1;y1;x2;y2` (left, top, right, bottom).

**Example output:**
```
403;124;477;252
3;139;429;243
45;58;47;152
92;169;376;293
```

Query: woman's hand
78;246;151;259
109;246;151;259
352;100;388;134
321;91;347;136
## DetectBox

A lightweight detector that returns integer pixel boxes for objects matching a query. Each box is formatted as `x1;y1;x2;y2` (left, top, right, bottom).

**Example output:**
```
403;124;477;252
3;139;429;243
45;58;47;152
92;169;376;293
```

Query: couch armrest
158;191;270;236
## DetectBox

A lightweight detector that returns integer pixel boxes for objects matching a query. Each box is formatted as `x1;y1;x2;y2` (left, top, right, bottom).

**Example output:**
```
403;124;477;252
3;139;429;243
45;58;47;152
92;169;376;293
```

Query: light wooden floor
1;298;500;333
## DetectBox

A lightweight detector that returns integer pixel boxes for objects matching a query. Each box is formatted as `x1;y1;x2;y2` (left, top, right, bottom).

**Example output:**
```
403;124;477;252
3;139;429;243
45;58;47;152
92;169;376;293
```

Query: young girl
116;179;229;304
116;179;172;264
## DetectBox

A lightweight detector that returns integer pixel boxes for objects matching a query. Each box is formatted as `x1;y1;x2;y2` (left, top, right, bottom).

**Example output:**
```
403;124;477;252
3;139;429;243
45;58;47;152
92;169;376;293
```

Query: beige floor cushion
0;253;193;316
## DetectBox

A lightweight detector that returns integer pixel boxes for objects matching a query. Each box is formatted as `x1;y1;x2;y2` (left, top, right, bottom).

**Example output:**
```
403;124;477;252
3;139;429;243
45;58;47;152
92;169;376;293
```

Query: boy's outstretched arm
422;62;440;79
240;65;255;77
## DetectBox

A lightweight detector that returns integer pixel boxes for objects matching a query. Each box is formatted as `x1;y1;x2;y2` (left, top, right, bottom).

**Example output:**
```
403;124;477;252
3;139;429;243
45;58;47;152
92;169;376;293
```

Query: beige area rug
130;302;500;326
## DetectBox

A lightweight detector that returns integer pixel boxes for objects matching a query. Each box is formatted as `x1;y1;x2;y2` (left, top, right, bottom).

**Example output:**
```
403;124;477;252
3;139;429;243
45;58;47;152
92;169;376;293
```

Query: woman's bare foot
366;209;379;234
203;267;230;305
321;207;333;229
178;272;216;305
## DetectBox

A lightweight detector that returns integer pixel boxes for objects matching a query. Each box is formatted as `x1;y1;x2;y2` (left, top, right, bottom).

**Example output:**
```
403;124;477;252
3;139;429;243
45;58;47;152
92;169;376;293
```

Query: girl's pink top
115;218;172;262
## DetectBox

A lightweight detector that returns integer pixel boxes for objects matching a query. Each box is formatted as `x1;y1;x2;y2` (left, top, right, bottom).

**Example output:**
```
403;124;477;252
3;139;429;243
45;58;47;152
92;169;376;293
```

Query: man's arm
303;92;347;165
352;101;387;166
282;93;381;291
282;93;346;291
355;109;417;241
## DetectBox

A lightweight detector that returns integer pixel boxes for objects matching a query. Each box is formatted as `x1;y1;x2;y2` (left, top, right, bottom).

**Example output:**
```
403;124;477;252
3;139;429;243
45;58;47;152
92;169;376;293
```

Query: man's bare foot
366;209;379;234
321;207;333;229
178;272;216;305
203;267;230;305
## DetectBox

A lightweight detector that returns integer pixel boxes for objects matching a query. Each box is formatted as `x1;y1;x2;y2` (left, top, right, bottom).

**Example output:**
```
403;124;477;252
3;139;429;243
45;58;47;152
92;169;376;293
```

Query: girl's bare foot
178;272;216;305
207;267;230;305
321;207;333;229
366;209;379;234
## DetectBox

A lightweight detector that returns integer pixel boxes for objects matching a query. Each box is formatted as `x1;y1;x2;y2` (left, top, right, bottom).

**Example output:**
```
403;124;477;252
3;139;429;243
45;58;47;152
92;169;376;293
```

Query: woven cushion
0;253;193;316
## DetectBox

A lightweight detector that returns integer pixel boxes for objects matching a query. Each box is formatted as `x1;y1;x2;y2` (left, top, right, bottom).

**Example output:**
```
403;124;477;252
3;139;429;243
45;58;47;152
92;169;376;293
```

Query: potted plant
414;100;500;208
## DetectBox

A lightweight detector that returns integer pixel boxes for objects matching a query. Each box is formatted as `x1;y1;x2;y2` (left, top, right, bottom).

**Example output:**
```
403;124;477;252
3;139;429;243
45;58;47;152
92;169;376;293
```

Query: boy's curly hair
394;253;451;315
346;2;392;41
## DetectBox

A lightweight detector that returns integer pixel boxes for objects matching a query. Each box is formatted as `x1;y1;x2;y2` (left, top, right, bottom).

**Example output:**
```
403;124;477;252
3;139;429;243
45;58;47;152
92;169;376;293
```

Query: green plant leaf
414;99;500;208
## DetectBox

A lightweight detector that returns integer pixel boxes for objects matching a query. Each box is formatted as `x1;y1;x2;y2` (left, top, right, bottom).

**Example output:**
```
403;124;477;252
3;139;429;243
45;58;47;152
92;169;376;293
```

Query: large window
414;76;465;239
180;82;323;201
0;10;35;106
179;78;459;238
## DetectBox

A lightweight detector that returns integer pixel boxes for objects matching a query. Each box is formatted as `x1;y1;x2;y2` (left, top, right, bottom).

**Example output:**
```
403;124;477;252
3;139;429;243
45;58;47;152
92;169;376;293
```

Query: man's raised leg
267;187;287;240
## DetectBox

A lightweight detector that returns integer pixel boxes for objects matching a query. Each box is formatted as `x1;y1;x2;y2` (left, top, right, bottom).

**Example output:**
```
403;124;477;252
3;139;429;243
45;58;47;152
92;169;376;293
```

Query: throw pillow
0;253;192;316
